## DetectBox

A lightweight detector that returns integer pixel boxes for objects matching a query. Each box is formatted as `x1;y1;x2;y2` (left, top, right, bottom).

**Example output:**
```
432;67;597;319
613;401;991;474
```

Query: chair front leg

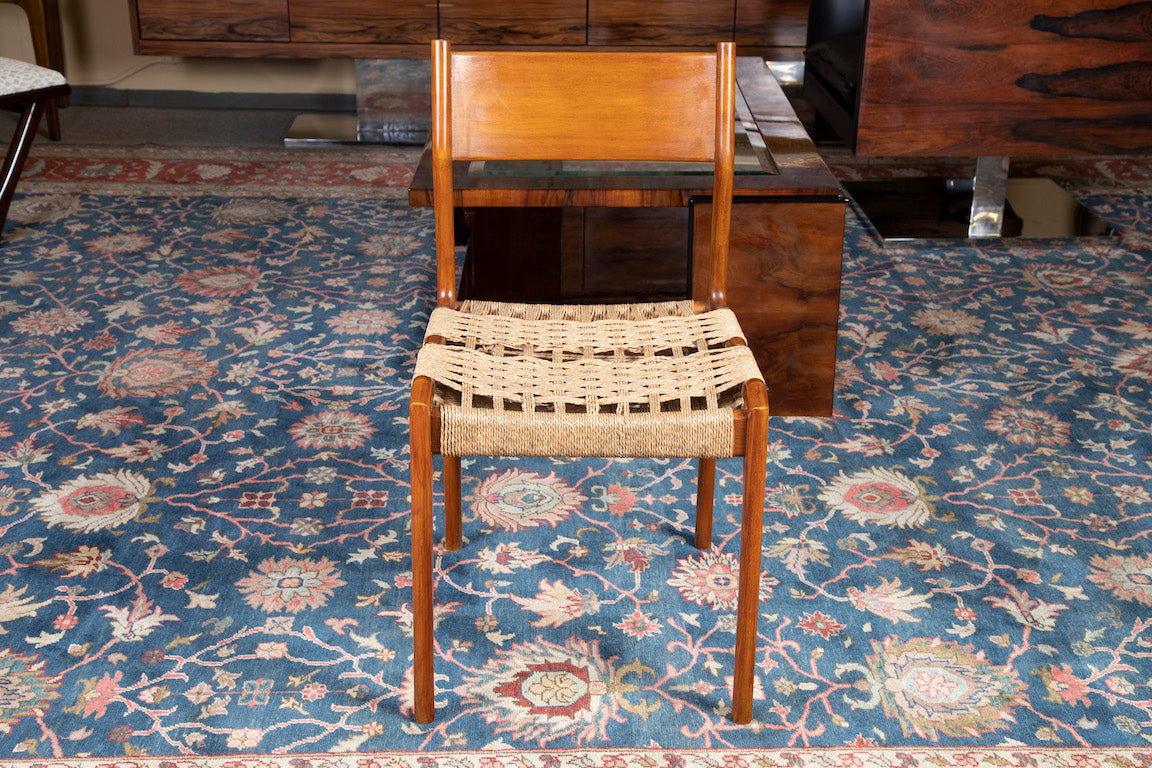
410;377;436;723
732;380;769;724
694;458;716;549
444;455;462;551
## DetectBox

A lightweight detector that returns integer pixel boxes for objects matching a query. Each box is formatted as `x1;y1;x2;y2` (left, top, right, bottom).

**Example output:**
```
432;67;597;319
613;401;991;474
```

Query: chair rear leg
694;458;716;549
444;455;462;551
44;102;60;143
732;382;769;724
0;101;45;233
410;378;436;723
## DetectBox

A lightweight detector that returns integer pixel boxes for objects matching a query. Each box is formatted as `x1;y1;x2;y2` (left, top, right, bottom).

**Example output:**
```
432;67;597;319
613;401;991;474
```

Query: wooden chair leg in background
443;455;462;551
41;0;65;100
41;0;66;138
732;380;769;724
409;377;436;724
694;458;716;549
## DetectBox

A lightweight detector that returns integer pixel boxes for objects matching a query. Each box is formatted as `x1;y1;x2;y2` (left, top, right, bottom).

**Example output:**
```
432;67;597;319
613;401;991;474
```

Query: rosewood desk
408;58;846;417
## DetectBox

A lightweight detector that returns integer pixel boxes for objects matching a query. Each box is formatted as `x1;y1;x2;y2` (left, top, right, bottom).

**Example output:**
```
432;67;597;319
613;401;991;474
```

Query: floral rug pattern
0;149;1151;758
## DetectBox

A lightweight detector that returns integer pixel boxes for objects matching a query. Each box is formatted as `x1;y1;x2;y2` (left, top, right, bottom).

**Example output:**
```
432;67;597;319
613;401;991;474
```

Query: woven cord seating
409;39;770;728
414;302;762;457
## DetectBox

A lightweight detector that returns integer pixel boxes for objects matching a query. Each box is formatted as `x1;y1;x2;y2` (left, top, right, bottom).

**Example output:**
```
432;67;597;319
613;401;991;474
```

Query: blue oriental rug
1;146;1152;763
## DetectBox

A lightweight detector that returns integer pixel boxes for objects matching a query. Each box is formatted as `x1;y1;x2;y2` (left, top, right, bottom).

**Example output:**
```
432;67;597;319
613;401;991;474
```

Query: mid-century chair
1;0;66;140
409;39;769;725
0;56;68;236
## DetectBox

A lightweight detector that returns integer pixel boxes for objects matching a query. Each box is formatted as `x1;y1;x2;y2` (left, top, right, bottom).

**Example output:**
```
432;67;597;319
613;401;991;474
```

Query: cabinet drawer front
588;0;736;45
290;1;437;43
439;0;586;45
136;0;289;41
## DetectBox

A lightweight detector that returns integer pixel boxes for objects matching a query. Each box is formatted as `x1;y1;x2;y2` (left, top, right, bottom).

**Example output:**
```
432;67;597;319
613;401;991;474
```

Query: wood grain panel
1017;61;1152;100
693;201;845;417
1031;1;1152;42
579;208;690;301
459;209;565;302
735;0;808;49
458;208;690;303
289;1;435;43
588;0;736;45
449;51;718;161
862;45;1149;105
135;0;289;41
132;0;812;57
440;0;586;45
854;0;1152;156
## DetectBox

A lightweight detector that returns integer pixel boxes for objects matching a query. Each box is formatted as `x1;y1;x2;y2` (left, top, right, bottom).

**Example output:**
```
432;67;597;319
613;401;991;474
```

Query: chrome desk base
283;113;361;146
283;113;429;146
967;156;1010;237
844;156;1118;242
284;59;430;147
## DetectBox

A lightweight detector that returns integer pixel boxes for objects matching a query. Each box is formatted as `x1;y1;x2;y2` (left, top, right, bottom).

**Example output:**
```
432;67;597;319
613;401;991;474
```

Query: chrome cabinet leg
968;156;1010;238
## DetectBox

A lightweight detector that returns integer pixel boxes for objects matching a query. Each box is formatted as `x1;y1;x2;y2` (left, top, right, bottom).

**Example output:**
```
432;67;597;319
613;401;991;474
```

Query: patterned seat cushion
0;56;66;98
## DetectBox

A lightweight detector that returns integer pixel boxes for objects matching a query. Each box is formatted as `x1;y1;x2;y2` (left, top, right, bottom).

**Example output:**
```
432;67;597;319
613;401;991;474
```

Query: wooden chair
409;39;769;725
1;56;68;235
1;0;66;140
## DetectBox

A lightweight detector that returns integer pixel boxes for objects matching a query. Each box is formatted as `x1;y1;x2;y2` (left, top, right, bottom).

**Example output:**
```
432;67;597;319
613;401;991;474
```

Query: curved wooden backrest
449;52;718;161
431;39;735;309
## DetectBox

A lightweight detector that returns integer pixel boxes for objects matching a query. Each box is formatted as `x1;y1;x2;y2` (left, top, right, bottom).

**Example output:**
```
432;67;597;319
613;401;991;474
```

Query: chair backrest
430;39;735;310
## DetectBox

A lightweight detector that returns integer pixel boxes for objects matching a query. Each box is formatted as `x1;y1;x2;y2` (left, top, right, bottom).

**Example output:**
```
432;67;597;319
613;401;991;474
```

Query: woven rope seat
413;300;764;458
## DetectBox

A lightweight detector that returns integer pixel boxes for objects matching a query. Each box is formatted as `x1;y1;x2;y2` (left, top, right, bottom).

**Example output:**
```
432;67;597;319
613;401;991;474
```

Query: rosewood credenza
127;0;810;59
804;0;1152;157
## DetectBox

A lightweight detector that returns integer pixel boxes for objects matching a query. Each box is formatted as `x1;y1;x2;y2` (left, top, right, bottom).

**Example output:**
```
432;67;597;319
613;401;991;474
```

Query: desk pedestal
460;198;844;418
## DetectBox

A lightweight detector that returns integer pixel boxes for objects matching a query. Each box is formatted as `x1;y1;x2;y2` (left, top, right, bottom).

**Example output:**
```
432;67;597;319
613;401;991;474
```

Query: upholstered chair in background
0;56;68;235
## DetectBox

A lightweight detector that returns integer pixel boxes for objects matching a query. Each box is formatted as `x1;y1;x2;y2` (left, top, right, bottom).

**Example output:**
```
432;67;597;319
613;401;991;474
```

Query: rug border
5;746;1150;768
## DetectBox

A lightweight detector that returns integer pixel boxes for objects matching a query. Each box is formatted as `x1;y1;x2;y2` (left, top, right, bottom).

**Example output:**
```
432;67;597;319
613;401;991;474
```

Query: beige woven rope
413;301;764;458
